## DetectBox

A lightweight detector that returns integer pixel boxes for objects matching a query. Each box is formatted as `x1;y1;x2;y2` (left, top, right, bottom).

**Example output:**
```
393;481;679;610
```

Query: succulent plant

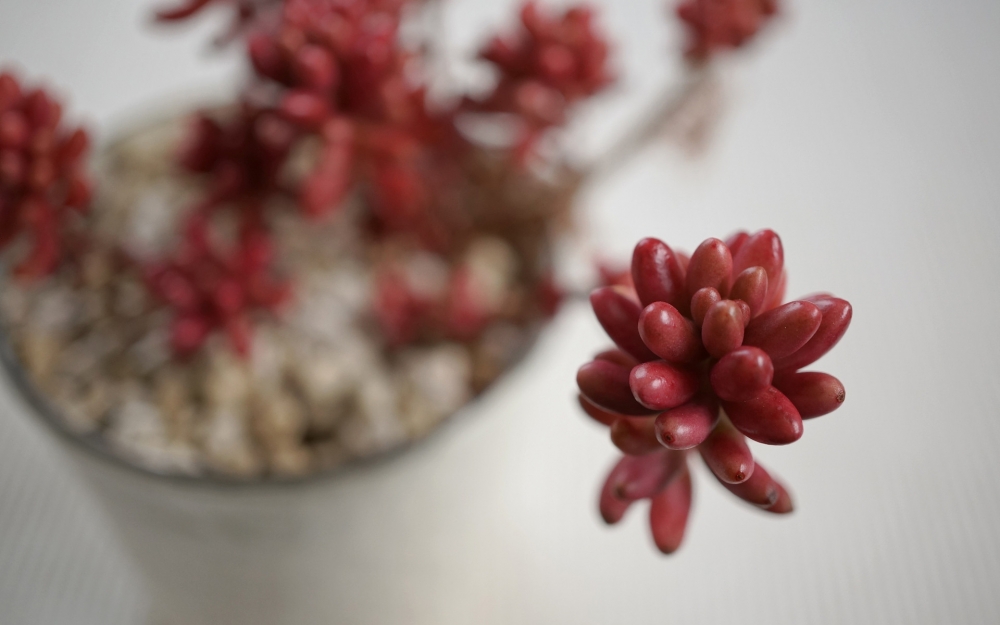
578;230;852;553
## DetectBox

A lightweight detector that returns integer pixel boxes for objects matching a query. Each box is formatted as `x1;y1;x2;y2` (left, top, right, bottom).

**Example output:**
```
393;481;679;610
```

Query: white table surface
2;0;999;623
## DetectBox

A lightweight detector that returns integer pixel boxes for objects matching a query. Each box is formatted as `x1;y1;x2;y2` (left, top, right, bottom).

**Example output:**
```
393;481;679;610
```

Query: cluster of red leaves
248;0;469;236
675;0;779;60
148;0;779;360
248;0;414;122
158;103;299;358
143;214;290;357
577;230;851;553
156;0;429;358
0;72;91;280
468;1;613;163
162;0;584;357
171;0;464;234
176;104;298;214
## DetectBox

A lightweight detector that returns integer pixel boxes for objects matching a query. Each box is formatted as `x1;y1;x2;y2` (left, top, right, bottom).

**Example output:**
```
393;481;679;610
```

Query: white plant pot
0;104;571;625
64;450;433;624
0;332;526;625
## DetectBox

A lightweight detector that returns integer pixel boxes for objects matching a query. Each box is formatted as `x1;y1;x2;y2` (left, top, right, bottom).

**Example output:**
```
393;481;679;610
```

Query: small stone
403;344;472;417
112;278;149;318
32;285;79;333
339;373;406;457
288;347;356;411
116;121;179;172
107;396;200;475
397;345;473;438
154;367;193;438
249;326;287;388
0;281;30;325
280;134;322;186
154;368;188;415
168;407;196;443
310;441;348;472
403;252;450;301
203;345;252;410
80;251;113;289
329;265;372;315
108;396;164;443
463;236;519;312
274;204;363;269
19;330;62;382
398;386;439;439
79;291;108;325
290;269;367;345
123;188;182;260
56;338;102;381
53;380;111;434
251;389;306;447
267;443;312;478
199;408;262;477
129;326;171;375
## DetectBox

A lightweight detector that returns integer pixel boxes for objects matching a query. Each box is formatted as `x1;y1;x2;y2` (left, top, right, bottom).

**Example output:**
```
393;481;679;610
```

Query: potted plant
0;0;851;623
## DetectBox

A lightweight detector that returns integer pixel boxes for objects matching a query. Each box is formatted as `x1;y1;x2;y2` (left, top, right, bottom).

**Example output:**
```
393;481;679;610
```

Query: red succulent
143;214;291;358
161;0;472;357
478;2;613;104
176;104;302;214
577;229;851;553
0;71;91;280
146;1;786;364
675;0;779;60
468;1;613;163
245;0;471;233
249;0;414;121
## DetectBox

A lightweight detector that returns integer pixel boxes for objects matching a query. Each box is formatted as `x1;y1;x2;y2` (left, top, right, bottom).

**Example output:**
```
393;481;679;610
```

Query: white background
1;0;999;623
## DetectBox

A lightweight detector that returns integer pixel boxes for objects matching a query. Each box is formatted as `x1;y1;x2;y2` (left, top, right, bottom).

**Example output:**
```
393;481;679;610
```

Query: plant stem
582;66;712;183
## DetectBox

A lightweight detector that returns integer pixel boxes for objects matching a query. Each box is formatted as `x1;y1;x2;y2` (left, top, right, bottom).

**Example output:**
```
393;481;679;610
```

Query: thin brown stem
582;66;713;183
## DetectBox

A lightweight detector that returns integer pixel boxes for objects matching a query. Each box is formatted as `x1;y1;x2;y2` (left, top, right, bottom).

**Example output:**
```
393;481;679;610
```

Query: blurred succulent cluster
147;0;625;356
2;0;780;357
0;73;92;281
676;0;778;60
0;1;793;491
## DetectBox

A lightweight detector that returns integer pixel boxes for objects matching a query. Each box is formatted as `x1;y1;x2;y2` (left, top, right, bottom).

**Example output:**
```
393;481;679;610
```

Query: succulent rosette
468;1;613;163
0;72;92;280
143;214;291;358
576;229;852;553
676;0;779;61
